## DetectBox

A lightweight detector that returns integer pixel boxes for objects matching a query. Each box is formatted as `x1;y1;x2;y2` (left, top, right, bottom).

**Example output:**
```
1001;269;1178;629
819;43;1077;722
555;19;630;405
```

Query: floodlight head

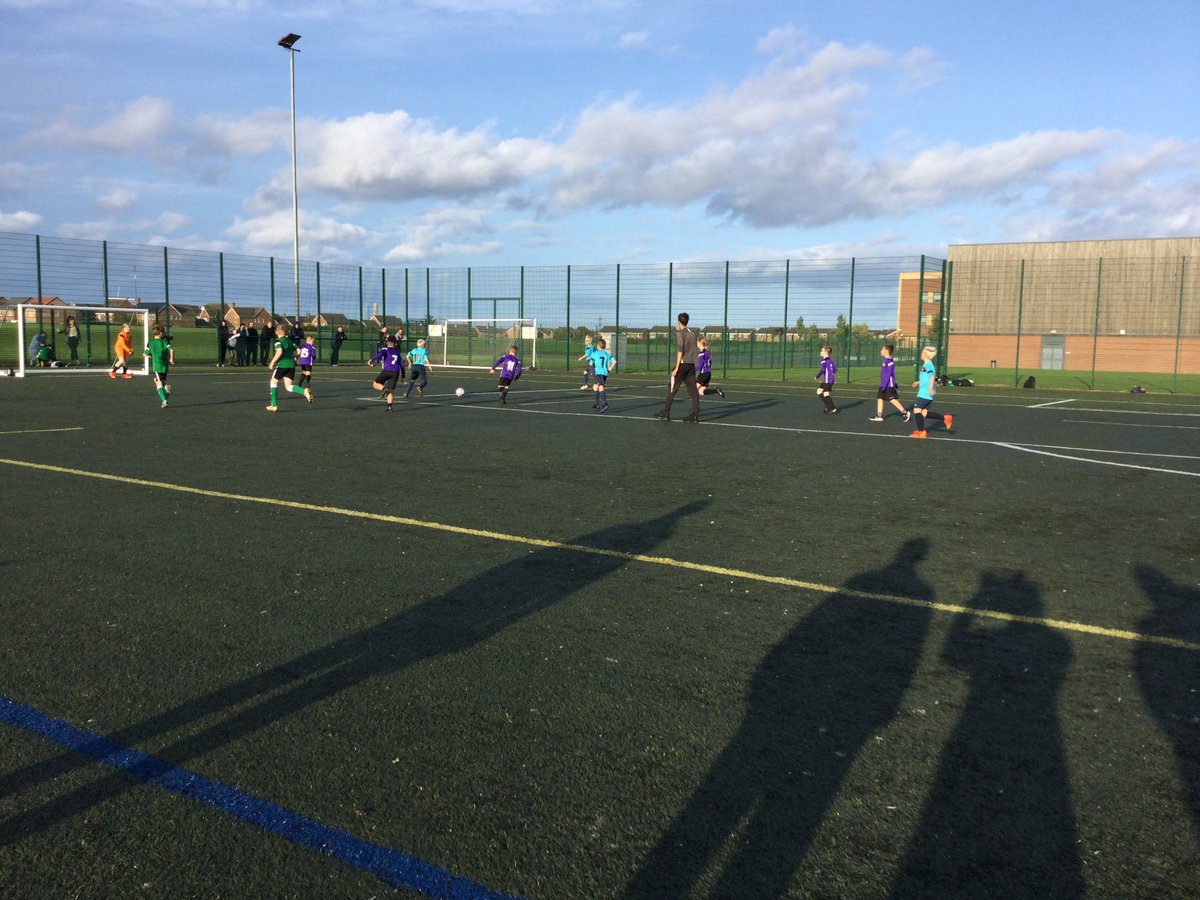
278;33;301;49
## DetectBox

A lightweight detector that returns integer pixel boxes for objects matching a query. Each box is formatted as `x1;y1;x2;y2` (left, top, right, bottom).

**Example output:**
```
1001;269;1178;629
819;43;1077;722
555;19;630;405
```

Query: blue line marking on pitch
0;697;518;900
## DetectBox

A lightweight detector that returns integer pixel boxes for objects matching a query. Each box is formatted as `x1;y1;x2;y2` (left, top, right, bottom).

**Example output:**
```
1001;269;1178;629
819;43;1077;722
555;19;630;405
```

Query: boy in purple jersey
295;333;316;402
815;345;838;414
489;344;523;404
368;336;406;411
696;338;725;399
868;344;910;423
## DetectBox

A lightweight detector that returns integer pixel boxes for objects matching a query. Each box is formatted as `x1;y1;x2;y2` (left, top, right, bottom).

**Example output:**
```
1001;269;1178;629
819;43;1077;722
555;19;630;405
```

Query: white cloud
31;96;174;154
226;208;370;260
0;209;43;231
382;205;506;263
96;188;139;212
298;111;556;203
617;31;648;49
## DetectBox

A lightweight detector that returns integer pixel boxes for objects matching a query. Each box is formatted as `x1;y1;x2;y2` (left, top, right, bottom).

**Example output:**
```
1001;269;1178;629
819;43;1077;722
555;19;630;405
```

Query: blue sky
1;0;1197;269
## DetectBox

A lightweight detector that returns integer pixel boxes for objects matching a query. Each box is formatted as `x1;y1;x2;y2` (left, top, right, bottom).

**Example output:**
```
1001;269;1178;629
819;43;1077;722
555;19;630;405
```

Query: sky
1;0;1197;271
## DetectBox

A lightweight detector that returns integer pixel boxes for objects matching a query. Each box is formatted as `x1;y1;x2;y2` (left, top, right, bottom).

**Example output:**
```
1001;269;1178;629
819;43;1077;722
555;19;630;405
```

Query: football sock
598;388;606;407
291;385;305;394
157;387;167;403
822;393;835;410
270;386;278;406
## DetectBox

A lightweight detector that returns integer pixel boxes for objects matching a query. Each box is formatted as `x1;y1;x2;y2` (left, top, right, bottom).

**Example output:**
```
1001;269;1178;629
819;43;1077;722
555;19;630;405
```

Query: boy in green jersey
144;325;174;407
266;323;312;412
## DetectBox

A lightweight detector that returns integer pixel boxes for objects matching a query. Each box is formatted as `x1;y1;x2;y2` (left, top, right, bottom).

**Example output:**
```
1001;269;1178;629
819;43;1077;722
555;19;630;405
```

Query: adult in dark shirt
259;321;274;365
330;325;347;366
245;323;258;366
655;311;701;423
217;320;230;367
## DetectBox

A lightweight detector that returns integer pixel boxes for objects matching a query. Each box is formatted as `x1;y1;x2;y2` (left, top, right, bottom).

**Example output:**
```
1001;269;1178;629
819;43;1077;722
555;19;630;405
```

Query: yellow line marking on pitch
0;427;85;436
1;455;1196;652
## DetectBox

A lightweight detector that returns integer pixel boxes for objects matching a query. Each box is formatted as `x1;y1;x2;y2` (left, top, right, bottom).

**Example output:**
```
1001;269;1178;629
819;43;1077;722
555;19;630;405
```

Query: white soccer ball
455;387;466;397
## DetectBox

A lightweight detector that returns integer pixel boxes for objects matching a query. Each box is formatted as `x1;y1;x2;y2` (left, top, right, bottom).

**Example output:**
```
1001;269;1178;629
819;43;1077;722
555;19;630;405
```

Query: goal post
428;318;538;370
14;304;152;377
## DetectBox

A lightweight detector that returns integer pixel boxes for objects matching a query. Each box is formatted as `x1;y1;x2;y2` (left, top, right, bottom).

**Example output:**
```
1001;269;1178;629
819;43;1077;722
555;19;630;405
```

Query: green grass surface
0;368;1198;898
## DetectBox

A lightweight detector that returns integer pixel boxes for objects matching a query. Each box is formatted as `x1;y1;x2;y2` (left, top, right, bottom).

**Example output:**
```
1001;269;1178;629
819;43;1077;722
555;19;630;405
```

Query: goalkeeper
109;323;134;379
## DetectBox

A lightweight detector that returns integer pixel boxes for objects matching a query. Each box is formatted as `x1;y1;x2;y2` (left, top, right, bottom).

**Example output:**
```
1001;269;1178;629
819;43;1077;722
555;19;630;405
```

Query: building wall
948;333;1200;375
943;238;1200;373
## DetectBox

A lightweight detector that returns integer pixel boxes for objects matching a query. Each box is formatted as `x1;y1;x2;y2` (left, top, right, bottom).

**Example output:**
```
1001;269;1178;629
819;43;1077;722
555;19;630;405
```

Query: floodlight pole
279;33;302;322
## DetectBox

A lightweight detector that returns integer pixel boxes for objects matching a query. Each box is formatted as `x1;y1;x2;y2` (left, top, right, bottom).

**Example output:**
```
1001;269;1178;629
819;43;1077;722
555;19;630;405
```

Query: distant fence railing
0;232;945;382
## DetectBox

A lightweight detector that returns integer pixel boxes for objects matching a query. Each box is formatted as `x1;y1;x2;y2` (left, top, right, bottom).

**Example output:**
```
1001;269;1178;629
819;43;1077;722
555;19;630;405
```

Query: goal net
426;318;538;370
14;304;152;377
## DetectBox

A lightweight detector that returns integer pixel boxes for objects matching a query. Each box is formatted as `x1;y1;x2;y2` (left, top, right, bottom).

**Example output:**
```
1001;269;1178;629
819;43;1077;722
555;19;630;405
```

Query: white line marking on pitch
994;443;1200;477
1065;419;1200;431
1028;398;1077;408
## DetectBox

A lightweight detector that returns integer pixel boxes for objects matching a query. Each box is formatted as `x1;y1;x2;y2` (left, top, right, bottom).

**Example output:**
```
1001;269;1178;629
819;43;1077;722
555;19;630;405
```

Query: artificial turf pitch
0;366;1197;898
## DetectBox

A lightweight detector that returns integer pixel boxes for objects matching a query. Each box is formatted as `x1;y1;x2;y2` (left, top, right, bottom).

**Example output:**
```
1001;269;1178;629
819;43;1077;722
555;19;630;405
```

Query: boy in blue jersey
696;338;725;399
816;345;838;414
577;334;596;390
869;344;910;423
295;333;315;402
490;345;522;404
910;346;954;438
591;338;615;412
369;336;406;411
402;338;432;399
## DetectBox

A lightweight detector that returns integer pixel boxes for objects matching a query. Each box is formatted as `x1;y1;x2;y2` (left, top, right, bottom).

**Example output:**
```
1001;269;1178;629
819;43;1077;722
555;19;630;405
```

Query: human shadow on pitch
693;398;779;421
890;571;1082;899
0;499;709;850
1134;565;1200;833
623;537;934;899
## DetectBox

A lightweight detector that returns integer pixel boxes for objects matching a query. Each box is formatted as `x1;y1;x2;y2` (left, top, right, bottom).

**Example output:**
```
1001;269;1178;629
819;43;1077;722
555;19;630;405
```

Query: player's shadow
889;571;1082;899
696;398;779;421
0;500;709;849
623;537;934;899
1134;565;1200;834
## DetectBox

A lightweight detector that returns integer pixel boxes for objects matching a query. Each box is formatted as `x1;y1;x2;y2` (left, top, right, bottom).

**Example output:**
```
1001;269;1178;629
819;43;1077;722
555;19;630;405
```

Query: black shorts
375;369;400;391
273;367;295;381
914;397;934;410
585;361;595;374
153;370;168;384
818;382;833;392
876;387;898;401
498;377;513;387
697;372;712;386
594;374;607;386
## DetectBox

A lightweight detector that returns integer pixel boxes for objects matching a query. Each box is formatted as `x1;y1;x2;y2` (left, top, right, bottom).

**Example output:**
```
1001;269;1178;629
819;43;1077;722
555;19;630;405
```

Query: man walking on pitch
144;324;174;407
655;312;700;423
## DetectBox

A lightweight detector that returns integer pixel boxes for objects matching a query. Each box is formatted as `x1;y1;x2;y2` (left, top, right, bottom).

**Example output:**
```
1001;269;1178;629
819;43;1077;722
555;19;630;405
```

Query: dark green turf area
1;367;1198;898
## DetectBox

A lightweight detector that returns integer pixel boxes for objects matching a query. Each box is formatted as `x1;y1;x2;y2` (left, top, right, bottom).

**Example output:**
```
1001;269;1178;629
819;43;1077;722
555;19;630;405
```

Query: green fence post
101;240;110;365
565;264;572;373
722;261;730;378
914;255;925;378
781;259;790;382
358;266;364;363
846;257;855;382
667;262;674;371
615;263;621;369
1013;259;1025;386
940;260;952;373
404;267;410;344
163;246;171;344
381;267;387;339
219;252;226;365
1173;256;1187;394
425;267;431;338
1091;257;1103;389
269;256;276;322
315;261;322;359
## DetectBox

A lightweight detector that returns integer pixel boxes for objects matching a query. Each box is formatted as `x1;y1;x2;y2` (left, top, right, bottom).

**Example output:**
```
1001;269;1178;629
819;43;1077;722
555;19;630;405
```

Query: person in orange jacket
109;323;134;379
